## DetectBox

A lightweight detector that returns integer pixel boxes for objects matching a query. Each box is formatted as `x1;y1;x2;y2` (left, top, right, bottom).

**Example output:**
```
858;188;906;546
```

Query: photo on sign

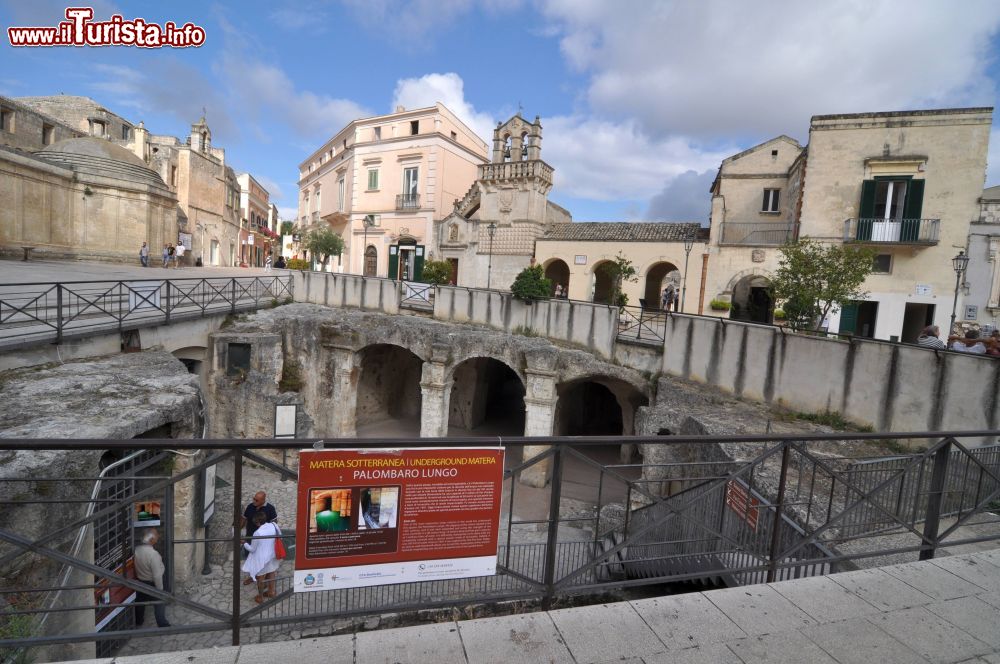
358;487;399;530
133;501;161;527
308;488;355;534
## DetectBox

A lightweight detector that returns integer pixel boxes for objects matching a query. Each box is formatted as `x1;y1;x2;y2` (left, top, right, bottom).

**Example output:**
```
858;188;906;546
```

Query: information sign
293;447;504;592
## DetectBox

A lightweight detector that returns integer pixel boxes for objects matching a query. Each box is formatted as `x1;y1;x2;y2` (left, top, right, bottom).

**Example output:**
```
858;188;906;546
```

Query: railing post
541;445;564;610
164;281;171;325
231;279;237;314
766;442;791;583
919;439;952;561
232;448;242;646
55;284;63;344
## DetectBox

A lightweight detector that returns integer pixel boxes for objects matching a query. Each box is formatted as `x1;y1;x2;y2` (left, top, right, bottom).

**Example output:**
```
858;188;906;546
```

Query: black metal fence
0;276;292;349
616;306;668;344
0;431;998;657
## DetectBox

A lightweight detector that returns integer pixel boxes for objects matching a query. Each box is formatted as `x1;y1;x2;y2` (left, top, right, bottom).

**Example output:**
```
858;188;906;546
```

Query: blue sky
3;1;1000;224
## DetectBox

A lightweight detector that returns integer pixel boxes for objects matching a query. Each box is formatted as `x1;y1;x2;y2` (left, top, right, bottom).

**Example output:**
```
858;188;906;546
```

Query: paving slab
883;560;984;600
356;622;465;664
456;612;574;664
702;584;815;636
642;643;743;664
867;606;992;663
801;617;927;664
726;632;839;664
547;602;667;664
924;596;1000;649
826;568;933;611
91;648;241;664
974;589;1000;609
767;574;880;623
236;635;355;664
930;555;1000;592
630;592;746;649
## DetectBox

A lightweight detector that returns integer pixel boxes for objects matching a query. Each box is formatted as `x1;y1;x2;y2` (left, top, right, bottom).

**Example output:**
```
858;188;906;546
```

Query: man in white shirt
174;242;186;268
133;529;171;627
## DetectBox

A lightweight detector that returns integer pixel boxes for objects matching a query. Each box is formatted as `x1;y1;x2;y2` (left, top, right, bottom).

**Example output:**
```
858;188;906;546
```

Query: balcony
478;159;553;186
396;193;420;210
843;218;939;245
717;222;796;246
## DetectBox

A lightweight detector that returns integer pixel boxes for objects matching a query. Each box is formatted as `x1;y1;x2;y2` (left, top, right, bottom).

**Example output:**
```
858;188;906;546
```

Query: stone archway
644;262;680;310
544;258;570;297
355;344;423;437
592;260;614;304
447;357;525;436
730;273;773;324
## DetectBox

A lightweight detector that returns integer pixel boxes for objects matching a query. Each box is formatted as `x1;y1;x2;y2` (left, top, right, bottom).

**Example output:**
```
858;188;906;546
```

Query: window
315;186;321;211
450;131;457;140
872;254;892;274
337;178;345;211
226;343;251;376
374;126;381;141
170;166;177;187
0;108;14;133
403;167;418;195
874;180;907;220
90;120;106;137
761;188;780;213
122;125;131;140
367;168;379;191
364;245;377;276
42;123;54;145
410;120;419;135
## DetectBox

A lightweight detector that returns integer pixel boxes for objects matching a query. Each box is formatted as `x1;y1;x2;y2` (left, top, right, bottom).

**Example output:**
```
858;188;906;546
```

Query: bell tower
491;113;542;164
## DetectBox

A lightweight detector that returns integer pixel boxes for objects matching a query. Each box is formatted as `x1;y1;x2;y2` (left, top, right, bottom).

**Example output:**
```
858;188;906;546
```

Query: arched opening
355;344;423;437
644;262;680;310
448;357;525;436
592;260;614;304
172;345;208;391
544;259;570;297
731;274;773;324
364;245;377;277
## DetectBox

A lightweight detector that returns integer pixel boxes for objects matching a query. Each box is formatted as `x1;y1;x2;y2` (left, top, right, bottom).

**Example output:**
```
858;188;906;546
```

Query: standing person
950;329;988;354
161;244;170;268
167;244;176;268
917;325;946;350
243;511;280;603
174;242;186;268
264;254;272;272
241;491;277;586
661;284;675;312
139;242;149;267
133;529;171;628
553;284;563;299
275;256;286;270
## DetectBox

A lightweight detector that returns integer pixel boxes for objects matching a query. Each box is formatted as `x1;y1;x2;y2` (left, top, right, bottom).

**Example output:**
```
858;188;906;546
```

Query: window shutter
413;245;425;282
859;180;876;218
904;179;924;219
761;190;769;212
838;302;859;335
772;189;780;212
388;245;398;280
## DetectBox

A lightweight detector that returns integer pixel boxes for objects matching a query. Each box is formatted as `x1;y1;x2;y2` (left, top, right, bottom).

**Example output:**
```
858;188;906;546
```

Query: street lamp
362;215;377;276
681;229;696;312
949;250;970;336
486;222;497;290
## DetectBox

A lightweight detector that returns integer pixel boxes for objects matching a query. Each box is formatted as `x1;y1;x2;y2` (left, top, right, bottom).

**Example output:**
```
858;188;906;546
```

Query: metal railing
400;281;433;310
395;193;420;210
717;222;796;246
843;218;940;244
0;276;292;349
0;431;998;656
616;306;667;344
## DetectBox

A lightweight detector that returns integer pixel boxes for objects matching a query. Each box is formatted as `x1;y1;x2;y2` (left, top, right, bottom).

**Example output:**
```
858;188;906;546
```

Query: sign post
293;447;504;592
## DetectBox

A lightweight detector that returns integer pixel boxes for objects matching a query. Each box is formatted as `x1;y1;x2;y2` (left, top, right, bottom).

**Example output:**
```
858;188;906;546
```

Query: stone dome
39;137;166;188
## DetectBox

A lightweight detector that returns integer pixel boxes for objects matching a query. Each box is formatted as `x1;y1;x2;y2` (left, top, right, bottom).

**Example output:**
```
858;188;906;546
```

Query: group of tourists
660;284;678;312
138;241;186;268
917;325;1000;356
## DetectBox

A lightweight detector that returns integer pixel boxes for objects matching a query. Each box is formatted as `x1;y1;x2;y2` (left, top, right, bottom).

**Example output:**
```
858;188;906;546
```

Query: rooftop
541;222;706;242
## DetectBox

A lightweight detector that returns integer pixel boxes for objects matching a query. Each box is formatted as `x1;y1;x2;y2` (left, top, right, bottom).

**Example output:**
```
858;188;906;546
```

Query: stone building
434;113;572;288
703;107;993;341
5;95;248;266
964;185;1000;331
236;172;272;267
297;104;488;280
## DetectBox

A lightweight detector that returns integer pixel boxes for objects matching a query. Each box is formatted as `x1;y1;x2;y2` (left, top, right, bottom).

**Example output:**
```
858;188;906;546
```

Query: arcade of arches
207;304;650;486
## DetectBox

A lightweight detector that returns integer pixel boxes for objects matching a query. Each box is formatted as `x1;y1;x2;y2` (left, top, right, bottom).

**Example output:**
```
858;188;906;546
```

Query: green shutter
839;302;859;335
413;245;425;282
857;180;877;240
901;179;924;241
388;245;398;280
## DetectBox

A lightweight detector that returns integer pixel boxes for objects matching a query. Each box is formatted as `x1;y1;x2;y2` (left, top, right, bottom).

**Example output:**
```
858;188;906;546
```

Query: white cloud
646;169;716;222
392;73;495;143
278;207;299;222
254;175;286;201
540;0;1000;139
342;0;521;44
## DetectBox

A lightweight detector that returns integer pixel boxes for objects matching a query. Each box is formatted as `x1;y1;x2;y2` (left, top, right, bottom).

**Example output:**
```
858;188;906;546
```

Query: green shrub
510;265;552;302
420;259;452;285
709;299;731;311
773;308;786;320
286;258;310;271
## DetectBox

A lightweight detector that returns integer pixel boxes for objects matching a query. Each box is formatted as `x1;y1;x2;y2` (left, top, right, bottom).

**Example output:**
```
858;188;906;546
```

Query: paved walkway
63;548;1000;664
0;257;274;283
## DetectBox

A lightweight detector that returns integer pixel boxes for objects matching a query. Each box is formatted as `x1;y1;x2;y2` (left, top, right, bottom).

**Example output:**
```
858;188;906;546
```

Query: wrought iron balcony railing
717;222;796;246
843;218;940;245
396;193;420;210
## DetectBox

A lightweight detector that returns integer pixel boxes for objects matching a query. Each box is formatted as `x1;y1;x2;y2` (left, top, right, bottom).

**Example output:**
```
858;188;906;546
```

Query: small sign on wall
915;284;932;296
275;404;297;439
965;305;979;320
574;255;587;265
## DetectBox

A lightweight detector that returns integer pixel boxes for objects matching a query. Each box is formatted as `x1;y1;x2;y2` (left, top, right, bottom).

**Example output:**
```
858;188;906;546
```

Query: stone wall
661;313;1000;442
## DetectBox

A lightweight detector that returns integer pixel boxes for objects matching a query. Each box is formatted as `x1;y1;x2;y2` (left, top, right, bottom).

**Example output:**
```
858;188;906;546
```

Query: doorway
839;301;879;338
901;303;935;343
446;258;459;285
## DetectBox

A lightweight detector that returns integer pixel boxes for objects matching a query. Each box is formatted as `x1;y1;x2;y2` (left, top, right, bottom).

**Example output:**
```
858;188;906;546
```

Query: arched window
364;245;377;277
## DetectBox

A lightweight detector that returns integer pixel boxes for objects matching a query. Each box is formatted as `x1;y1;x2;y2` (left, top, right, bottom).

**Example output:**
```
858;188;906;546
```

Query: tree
420;259;452;285
510;265;552;302
599;252;638;307
280;221;295;237
770;238;876;331
302;227;344;268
